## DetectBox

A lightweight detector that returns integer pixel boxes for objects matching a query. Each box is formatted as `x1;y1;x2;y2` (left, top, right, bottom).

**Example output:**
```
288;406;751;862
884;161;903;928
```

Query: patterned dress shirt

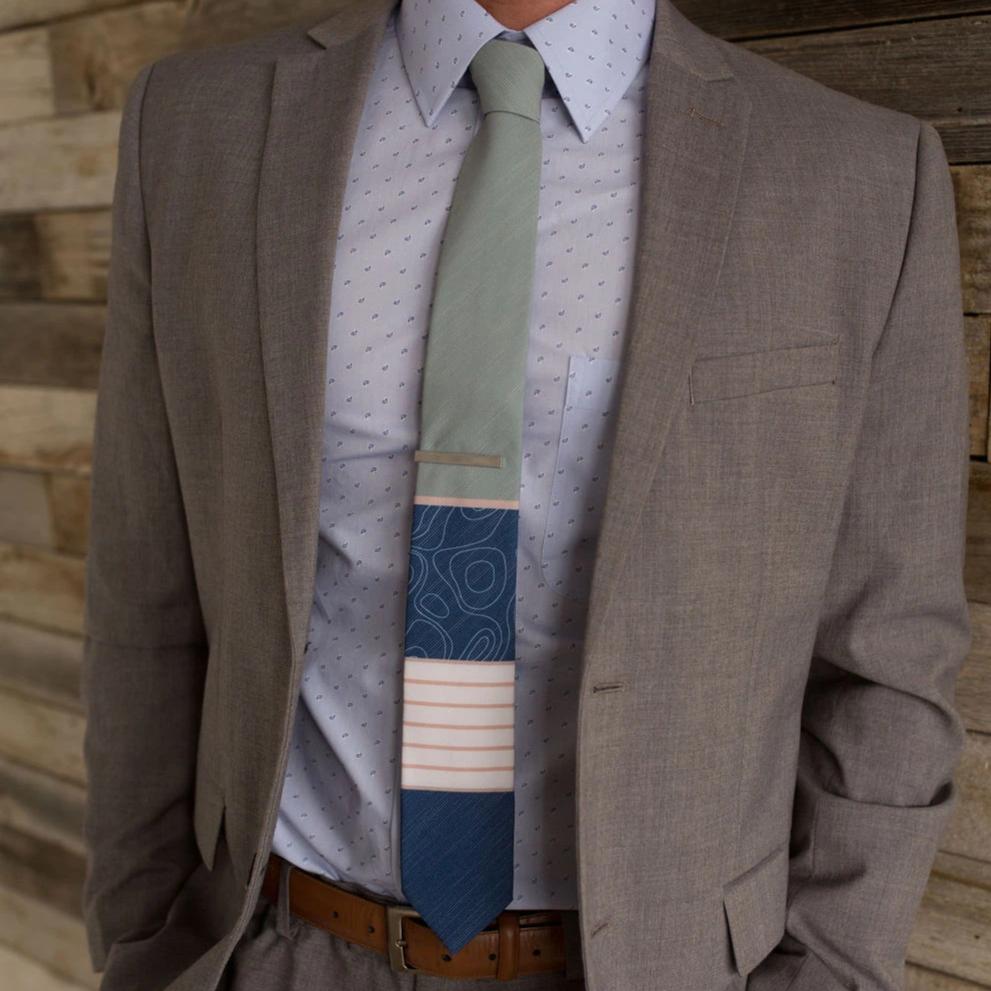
272;0;655;910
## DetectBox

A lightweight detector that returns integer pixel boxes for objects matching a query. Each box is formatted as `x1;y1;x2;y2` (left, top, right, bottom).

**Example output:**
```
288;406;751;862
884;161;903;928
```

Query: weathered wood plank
0;386;95;473
743;16;991;164
955;167;991;316
0;3;189;125
48;1;187;117
0;756;85;856
0;543;86;636
0;886;96;988
0;112;120;213
906;963;991;991
0;687;85;784
0;304;105;389
0;469;52;548
0;942;89;991
941;731;991;865
0;0;135;32
0;825;85;919
931;117;991;169
0;26;54;126
0;211;111;302
181;0;339;47
960;601;991;735
965;461;991;608
0;618;82;708
0;215;42;299
910;852;991;986
966;316;989;457
676;1;991;40
33;211;111;301
48;473;90;556
0;469;89;556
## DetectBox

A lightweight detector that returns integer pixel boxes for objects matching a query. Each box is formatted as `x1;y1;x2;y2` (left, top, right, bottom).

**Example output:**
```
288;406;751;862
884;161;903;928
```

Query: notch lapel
256;0;395;675
583;3;753;634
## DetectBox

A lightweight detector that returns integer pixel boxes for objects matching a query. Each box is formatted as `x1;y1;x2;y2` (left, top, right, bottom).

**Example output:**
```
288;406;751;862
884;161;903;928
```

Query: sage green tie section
414;38;546;503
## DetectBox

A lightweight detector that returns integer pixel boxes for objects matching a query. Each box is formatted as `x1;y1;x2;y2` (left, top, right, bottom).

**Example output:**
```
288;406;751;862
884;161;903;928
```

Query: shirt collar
396;0;656;143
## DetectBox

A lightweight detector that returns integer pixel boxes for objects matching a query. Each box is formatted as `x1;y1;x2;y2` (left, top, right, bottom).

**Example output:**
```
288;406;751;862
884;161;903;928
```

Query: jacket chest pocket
689;338;840;404
540;353;622;602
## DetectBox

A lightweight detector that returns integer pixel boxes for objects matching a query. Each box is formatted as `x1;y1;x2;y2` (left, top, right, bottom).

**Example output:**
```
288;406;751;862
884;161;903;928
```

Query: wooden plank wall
0;1;988;988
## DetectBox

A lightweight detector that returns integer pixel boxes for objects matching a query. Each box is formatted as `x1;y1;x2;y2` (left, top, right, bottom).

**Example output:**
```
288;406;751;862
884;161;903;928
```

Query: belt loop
495;911;520;981
275;860;298;940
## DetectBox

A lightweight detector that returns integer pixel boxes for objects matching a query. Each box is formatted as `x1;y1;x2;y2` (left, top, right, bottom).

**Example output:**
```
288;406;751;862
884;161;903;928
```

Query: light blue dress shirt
272;0;655;910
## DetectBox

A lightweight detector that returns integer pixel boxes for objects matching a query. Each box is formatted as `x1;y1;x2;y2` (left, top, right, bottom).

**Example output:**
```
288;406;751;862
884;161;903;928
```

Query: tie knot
469;38;545;123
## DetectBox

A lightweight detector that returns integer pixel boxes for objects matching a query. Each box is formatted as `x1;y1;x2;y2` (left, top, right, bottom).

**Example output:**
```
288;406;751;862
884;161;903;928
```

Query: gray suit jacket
81;1;971;989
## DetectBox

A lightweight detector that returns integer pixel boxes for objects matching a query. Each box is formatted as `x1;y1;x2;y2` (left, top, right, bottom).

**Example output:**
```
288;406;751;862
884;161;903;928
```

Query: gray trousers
223;866;587;991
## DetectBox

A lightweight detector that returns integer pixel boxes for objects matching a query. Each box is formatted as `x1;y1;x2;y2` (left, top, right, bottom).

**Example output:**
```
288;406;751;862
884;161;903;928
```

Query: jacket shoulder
717;37;925;177
131;21;322;126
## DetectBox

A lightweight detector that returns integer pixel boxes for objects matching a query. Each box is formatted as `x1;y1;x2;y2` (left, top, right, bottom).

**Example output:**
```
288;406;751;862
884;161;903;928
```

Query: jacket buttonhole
591;682;625;694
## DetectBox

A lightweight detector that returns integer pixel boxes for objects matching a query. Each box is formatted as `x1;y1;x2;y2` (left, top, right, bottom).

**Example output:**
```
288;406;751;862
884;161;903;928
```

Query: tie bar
414;449;504;469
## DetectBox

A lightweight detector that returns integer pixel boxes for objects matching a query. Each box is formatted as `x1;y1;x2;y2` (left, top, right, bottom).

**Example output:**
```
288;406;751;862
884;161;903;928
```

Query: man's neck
475;0;574;31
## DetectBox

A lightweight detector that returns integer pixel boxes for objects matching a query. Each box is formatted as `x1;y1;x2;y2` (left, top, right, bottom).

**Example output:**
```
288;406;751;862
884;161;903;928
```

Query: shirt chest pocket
540;353;623;602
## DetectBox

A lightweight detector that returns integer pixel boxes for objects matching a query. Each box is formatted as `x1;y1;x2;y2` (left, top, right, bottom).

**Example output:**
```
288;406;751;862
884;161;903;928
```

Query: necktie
399;38;547;956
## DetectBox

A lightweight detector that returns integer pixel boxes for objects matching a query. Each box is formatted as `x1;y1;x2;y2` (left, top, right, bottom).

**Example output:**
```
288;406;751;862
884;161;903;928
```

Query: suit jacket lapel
256;0;395;675
583;2;753;632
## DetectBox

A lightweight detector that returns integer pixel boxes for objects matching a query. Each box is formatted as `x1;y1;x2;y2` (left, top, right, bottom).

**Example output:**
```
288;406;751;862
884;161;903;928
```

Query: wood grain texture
965;461;991;608
0;688;85;783
48;473;90;556
0;111;120;213
0;543;85;636
0;885;96;988
0;0;135;32
961;602;991;735
955;166;991;315
909;851;991;986
0;25;55;123
966;316;989;457
0;469;53;548
906;963;991;990
0;942;90;991
0;825;85;918
0;756;85;857
0;386;95;473
931;117;991;169
0;468;89;557
0;211;110;301
0;468;90;557
0;304;105;389
33;211;111;301
47;1;187;115
941;732;991;864
0;215;42;299
743;15;991;164
0;617;83;708
674;1;991;40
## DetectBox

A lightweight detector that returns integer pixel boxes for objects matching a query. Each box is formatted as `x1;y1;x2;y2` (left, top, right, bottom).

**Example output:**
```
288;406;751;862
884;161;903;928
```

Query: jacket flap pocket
722;841;790;977
690;338;839;404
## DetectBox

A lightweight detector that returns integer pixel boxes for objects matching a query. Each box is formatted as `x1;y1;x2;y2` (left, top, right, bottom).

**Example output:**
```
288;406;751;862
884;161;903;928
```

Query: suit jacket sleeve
81;61;209;976
749;121;971;991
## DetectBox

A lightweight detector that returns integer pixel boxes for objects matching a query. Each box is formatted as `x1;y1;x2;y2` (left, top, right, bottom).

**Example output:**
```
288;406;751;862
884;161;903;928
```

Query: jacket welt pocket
689;338;839;404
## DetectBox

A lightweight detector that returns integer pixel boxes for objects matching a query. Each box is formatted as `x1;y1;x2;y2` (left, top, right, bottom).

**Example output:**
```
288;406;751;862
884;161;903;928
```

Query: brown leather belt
261;853;568;980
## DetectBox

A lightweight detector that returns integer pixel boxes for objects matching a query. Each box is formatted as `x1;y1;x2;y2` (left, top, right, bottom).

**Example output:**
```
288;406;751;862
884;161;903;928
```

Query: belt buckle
386;904;421;972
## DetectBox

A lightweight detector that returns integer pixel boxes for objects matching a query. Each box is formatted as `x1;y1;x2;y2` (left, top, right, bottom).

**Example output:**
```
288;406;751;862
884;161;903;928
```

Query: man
81;0;971;988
